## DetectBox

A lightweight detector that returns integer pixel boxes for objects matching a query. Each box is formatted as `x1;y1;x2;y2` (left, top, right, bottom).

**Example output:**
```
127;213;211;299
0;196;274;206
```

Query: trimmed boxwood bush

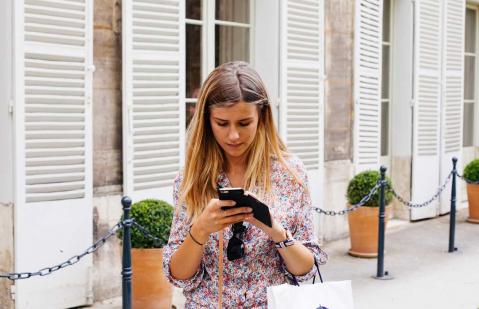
118;199;174;248
346;170;393;207
464;158;479;182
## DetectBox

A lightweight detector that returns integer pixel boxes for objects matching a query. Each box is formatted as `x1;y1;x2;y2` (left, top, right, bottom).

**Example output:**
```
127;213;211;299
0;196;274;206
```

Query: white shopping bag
267;280;354;309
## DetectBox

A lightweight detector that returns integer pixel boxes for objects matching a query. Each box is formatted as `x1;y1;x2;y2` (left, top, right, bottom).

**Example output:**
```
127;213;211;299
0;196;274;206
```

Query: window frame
381;0;394;163
184;0;256;106
464;4;479;147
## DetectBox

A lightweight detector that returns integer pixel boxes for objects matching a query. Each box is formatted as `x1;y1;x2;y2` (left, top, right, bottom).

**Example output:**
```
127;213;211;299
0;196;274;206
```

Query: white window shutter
279;0;324;171
22;0;93;203
411;0;443;220
353;0;383;173
439;0;465;214
14;0;94;307
123;0;185;203
279;0;324;215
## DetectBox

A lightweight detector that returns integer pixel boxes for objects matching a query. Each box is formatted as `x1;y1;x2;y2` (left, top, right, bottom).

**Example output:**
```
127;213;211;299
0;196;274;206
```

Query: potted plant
464;158;479;223
118;199;174;308
346;170;393;258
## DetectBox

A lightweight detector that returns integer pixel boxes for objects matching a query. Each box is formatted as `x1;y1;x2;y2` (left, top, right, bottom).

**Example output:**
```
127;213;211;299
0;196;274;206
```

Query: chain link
313;181;383;216
457;173;479;185
131;221;167;247
0;168;467;279
389;172;453;208
0;222;123;281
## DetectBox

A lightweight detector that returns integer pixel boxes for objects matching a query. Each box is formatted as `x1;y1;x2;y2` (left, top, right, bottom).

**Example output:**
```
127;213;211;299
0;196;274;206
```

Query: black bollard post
448;157;458;253
373;166;392;280
121;196;133;309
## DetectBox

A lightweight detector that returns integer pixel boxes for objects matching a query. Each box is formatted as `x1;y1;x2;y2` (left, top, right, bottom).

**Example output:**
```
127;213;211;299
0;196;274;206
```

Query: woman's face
209;101;259;163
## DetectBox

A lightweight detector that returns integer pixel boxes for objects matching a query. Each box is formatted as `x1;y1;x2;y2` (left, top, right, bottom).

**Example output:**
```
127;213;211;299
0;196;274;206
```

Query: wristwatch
274;229;295;249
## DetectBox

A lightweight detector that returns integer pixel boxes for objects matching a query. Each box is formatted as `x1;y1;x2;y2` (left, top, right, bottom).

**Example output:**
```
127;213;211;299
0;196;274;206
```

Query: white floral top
162;155;328;308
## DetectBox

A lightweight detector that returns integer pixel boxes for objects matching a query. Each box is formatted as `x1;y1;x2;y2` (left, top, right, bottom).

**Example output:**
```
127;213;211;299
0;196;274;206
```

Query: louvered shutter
439;0;465;214
353;0;383;173
279;0;324;172
123;0;185;203
279;0;324;211
411;0;442;220
15;0;94;307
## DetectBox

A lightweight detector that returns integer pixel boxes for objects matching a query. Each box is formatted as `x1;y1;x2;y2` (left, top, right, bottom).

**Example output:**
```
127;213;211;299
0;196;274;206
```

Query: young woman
163;61;327;308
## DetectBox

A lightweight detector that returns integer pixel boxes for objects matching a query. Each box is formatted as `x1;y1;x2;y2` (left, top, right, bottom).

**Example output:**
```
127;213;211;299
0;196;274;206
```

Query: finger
216;199;236;210
219;213;253;225
245;216;266;229
223;207;252;217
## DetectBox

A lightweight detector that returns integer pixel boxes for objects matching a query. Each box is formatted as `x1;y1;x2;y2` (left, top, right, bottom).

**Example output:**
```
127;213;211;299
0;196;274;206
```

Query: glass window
381;45;390;100
186;0;202;20
463;103;475;147
215;26;249;66
465;8;476;54
216;0;249;23
382;0;390;42
381;101;389;156
186;24;202;99
381;0;391;157
464;7;477;147
464;55;475;101
185;0;251;128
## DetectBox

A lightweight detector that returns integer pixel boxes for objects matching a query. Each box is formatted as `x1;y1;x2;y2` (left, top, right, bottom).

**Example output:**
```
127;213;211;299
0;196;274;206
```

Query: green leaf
346;170;393;207
117;199;174;248
464;158;479;182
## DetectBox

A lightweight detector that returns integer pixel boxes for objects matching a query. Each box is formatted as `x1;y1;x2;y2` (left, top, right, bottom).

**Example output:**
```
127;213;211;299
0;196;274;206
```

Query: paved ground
89;208;479;309
321;208;479;309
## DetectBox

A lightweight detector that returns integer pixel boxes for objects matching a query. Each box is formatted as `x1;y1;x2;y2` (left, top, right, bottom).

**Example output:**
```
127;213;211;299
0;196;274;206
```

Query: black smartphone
218;188;272;227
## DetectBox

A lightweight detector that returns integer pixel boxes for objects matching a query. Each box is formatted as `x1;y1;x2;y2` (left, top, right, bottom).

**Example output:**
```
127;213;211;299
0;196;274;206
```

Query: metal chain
389;172;453;208
0;222;124;281
313;181;383;216
131;221;167;247
457;173;479;185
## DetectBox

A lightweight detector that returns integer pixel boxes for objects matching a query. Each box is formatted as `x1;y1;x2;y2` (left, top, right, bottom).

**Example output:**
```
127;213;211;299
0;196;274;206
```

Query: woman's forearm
277;243;314;276
169;225;209;280
270;225;314;276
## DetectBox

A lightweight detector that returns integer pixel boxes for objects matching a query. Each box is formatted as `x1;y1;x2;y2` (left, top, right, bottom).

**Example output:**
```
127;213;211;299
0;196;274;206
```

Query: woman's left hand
243;191;287;242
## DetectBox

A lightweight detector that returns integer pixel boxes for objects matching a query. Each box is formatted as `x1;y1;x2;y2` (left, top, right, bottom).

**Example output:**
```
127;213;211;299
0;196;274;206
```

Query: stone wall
92;195;123;302
324;0;355;162
93;0;123;193
92;0;124;302
320;0;355;241
0;203;14;309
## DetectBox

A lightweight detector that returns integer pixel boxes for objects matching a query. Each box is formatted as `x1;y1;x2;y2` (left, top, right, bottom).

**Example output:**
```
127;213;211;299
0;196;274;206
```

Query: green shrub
117;199;174;249
464;158;479;182
346;170;393;207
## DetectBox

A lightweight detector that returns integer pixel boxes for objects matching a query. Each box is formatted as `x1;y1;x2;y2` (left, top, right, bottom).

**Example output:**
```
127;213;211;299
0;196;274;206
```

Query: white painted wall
253;0;280;124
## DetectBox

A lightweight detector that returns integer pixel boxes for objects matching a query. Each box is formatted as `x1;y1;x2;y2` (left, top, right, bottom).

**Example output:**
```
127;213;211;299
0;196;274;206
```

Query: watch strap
274;229;294;249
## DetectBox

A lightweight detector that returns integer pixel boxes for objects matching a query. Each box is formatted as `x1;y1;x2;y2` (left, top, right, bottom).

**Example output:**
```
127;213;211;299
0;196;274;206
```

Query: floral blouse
162;155;328;308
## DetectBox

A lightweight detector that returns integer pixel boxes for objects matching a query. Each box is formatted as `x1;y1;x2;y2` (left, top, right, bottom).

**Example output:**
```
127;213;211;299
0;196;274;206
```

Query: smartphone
218;187;272;227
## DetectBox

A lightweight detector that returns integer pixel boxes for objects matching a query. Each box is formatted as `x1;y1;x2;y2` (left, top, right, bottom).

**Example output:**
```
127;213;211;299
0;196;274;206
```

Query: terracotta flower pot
466;183;479;224
132;248;172;309
347;205;392;258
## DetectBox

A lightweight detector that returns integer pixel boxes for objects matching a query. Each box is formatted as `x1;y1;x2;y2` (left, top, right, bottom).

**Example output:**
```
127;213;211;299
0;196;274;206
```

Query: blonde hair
180;61;301;220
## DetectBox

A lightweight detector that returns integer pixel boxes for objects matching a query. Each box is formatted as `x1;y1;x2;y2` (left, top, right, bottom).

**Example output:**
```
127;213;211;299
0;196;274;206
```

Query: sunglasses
227;222;247;261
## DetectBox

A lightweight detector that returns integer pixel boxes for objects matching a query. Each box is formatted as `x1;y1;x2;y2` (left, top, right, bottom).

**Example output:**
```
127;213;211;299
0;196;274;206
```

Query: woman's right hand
191;199;253;243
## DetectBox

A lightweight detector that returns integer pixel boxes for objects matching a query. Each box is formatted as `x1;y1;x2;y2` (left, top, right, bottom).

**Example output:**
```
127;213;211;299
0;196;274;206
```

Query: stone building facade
1;0;478;307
